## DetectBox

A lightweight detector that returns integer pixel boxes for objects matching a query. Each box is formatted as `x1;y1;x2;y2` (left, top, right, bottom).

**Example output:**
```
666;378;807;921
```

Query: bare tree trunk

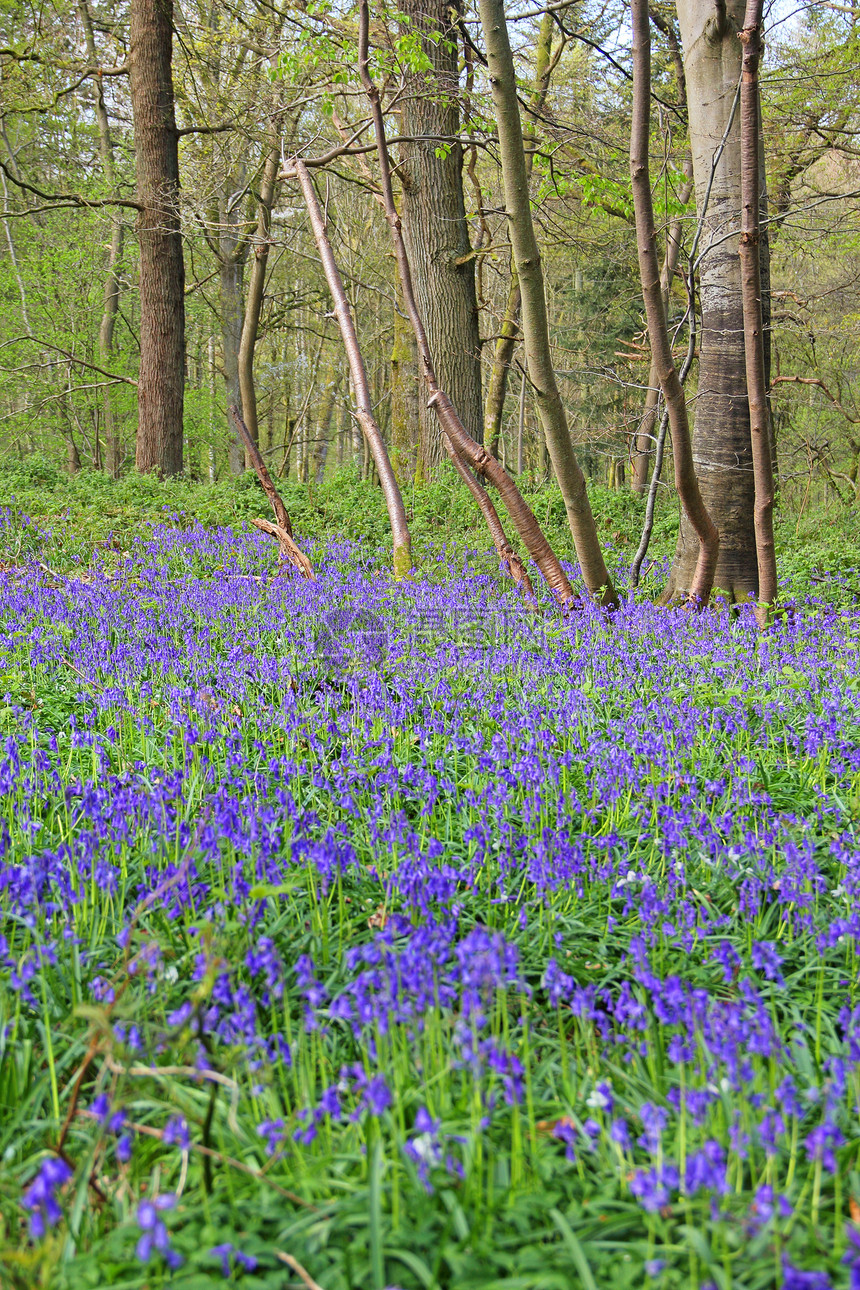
632;4;689;493
359;0;573;605
130;0;184;476
739;0;777;622
292;160;413;576
220;193;247;476
390;287;420;484
79;0;124;478
483;9;557;458
314;368;339;484
667;0;757;601
399;0;483;474
238;130;281;464
478;0;616;605
630;0;719;604
630;163;692;494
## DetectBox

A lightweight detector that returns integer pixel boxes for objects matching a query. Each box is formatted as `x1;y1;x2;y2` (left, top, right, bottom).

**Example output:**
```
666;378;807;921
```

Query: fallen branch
229;406;315;580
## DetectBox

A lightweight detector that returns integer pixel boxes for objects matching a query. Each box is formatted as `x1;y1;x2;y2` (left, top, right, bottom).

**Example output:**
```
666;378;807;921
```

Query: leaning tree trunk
292;159;413;577
667;0;761;601
399;0;483;476
478;0;616;605
130;0;184;476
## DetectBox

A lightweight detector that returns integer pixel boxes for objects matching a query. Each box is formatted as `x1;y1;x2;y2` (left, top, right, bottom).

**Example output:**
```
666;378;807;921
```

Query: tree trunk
668;0;760;601
390;286;420;484
293;159;413;575
630;161;693;494
219;190;247;476
359;0;574;605
130;0;184;476
478;0;616;605
314;369;339;484
483;9;556;458
399;0;483;474
79;0;124;478
739;0;777;620
238;131;281;464
631;0;719;604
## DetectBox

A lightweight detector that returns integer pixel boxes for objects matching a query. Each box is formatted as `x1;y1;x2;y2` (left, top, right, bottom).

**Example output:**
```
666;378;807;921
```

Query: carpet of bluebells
1;508;860;1290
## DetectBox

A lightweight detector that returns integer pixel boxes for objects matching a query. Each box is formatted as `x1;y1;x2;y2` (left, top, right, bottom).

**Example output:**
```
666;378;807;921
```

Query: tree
664;0;766;600
129;0;185;476
398;0;484;475
630;0;719;603
478;0;616;605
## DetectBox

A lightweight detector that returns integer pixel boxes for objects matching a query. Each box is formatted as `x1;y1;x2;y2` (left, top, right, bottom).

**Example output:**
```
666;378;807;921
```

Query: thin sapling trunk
630;0;719;605
359;0;575;607
739;0;778;623
290;160;413;579
477;0;617;607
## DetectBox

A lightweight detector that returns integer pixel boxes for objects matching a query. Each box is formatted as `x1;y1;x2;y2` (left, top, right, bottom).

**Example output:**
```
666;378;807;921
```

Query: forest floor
1;468;859;1289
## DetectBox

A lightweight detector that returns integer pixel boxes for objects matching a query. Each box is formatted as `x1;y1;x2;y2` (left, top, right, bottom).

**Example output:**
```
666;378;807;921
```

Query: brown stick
630;0;719;606
739;0;778;624
229;406;315;580
290;160;413;579
357;0;575;607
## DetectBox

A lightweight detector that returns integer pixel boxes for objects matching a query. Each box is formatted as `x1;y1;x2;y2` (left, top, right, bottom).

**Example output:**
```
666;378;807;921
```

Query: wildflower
210;1242;258;1278
23;1158;73;1240
163;1117;190;1150
135;1193;182;1268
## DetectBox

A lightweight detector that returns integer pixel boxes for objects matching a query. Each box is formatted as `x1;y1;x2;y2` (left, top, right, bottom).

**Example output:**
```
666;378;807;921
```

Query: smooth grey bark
219;186;248;476
667;0;762;600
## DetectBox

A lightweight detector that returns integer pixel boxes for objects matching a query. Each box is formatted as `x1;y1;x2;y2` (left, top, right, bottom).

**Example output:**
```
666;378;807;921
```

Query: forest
0;0;859;1286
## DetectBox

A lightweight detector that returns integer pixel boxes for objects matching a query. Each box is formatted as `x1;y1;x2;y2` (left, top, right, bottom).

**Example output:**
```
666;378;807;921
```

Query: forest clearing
1;0;860;1284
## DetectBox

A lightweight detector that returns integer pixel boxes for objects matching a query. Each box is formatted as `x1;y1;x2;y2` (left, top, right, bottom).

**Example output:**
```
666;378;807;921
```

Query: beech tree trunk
631;0;719;604
667;0;764;601
399;0;483;475
130;0;184;476
478;0;616;605
314;368;339;484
